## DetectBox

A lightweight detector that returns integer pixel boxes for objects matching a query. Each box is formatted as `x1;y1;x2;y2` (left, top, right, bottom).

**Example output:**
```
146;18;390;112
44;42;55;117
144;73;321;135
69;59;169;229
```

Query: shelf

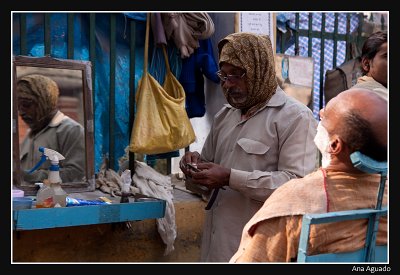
13;199;166;231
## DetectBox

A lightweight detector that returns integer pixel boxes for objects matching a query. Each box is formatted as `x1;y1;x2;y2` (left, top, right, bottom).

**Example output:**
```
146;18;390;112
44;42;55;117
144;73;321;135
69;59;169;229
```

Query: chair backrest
297;151;388;263
297;207;387;262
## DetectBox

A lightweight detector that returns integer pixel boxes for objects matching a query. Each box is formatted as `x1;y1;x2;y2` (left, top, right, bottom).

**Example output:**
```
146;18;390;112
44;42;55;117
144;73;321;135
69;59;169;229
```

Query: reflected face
17;97;38;128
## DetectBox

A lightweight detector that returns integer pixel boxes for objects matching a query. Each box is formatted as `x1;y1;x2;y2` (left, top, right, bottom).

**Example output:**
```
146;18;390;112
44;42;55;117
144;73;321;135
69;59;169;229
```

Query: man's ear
328;136;342;155
361;57;370;73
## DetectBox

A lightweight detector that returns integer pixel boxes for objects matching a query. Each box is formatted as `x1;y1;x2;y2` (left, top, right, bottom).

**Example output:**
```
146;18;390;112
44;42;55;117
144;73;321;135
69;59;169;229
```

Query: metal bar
301;248;386;262
167;158;172;175
333;13;339;68
345;13;351;61
88;12;96;172
303;208;387;224
298;29;348;40
44;13;51;56
356;13;364;56
297;216;312;262
67;13;74;59
308;13;313;57
319;13;326;111
129;19;136;174
365;213;378;261
89;14;96;107
376;175;387;210
19;13;27;55
295;13;300;55
109;14;116;170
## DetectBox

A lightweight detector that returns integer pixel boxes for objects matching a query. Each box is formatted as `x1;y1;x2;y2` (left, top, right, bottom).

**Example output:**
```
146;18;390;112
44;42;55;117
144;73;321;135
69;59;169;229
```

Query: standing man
179;32;318;262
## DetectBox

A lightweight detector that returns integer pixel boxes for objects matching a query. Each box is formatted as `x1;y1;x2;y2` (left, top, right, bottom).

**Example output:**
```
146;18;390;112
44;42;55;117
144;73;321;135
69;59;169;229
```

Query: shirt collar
48;111;66;127
265;86;287;107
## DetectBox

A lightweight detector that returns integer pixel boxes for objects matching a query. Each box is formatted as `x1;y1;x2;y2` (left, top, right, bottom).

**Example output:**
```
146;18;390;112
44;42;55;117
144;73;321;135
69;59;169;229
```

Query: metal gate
276;12;387;117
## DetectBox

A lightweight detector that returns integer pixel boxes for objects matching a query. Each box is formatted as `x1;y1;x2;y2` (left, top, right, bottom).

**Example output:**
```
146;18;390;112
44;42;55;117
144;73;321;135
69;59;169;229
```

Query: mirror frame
13;55;95;195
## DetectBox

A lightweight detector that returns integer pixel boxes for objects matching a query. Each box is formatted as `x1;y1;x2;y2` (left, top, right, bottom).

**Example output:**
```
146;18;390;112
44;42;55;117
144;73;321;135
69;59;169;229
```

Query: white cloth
132;161;177;255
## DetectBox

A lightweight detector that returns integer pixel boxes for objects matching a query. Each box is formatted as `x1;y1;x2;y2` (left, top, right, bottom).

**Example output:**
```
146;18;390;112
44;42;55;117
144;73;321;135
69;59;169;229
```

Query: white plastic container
35;182;53;208
35;182;67;208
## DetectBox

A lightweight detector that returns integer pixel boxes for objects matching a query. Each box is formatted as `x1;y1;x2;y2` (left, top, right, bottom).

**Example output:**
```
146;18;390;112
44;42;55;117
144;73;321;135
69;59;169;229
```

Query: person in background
179;32;318;262
230;88;387;262
17;74;86;184
351;31;387;100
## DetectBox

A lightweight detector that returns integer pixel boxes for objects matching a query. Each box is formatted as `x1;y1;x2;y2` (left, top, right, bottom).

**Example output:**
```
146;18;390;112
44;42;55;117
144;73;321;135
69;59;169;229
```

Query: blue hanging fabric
178;38;220;118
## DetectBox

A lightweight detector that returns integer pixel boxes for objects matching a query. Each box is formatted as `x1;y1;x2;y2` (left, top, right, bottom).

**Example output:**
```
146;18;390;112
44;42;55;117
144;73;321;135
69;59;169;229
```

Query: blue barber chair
297;151;388;262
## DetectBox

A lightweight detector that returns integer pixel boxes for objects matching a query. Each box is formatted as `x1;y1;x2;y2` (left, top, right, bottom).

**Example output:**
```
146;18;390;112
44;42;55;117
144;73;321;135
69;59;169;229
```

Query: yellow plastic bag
129;15;196;154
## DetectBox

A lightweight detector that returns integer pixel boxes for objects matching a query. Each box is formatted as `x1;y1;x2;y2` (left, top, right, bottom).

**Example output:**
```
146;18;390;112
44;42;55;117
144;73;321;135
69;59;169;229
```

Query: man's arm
56;120;86;183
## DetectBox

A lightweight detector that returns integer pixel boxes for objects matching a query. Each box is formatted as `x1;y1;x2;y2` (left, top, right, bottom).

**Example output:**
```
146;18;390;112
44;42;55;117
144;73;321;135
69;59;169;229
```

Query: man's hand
189;162;230;190
21;169;47;183
179;151;201;176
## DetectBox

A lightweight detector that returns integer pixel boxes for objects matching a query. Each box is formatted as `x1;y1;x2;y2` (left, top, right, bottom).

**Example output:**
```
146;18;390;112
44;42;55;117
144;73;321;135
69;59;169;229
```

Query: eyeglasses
216;70;246;83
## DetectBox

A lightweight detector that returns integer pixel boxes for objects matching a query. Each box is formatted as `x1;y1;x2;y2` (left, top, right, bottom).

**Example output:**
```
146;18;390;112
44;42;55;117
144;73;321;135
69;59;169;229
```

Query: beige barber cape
230;169;388;262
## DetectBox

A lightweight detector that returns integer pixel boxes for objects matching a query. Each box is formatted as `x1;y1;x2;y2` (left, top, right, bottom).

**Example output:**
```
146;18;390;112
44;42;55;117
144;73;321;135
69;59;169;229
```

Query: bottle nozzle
27;147;65;174
35;182;44;188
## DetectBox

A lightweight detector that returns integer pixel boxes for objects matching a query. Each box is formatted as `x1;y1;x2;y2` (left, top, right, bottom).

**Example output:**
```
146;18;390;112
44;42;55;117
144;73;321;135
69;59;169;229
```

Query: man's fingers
196;162;212;170
191;169;208;179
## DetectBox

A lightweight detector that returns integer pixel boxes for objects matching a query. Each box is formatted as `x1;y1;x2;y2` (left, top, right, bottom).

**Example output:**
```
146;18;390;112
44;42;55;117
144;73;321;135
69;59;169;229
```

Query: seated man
17;74;86;184
230;88;387;262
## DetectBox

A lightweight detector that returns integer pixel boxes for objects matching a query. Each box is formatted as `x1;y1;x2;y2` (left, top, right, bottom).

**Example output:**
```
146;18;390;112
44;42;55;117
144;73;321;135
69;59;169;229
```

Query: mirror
13;55;95;195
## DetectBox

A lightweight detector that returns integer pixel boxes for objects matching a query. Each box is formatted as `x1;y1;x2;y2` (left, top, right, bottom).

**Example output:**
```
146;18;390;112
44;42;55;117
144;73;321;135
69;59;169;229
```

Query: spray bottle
29;147;68;208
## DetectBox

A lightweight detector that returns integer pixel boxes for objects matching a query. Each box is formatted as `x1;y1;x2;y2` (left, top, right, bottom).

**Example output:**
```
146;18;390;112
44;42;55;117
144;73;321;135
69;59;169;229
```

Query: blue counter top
13;199;166;231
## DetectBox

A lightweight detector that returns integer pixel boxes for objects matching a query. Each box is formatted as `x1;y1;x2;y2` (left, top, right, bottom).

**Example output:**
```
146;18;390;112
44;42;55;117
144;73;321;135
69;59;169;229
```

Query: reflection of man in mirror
17;74;86;184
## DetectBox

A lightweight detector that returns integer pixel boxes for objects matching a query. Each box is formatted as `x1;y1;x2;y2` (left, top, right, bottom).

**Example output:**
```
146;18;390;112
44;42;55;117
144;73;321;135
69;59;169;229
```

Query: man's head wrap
17;74;59;131
218;32;277;113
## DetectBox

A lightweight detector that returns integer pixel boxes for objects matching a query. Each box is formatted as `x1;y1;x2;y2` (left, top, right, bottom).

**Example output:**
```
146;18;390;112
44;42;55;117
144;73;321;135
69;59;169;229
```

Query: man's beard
224;88;247;108
27;110;56;136
314;122;331;168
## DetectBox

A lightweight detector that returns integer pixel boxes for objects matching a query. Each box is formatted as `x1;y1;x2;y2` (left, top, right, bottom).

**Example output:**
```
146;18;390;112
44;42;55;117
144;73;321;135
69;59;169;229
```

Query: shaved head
323;88;387;161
